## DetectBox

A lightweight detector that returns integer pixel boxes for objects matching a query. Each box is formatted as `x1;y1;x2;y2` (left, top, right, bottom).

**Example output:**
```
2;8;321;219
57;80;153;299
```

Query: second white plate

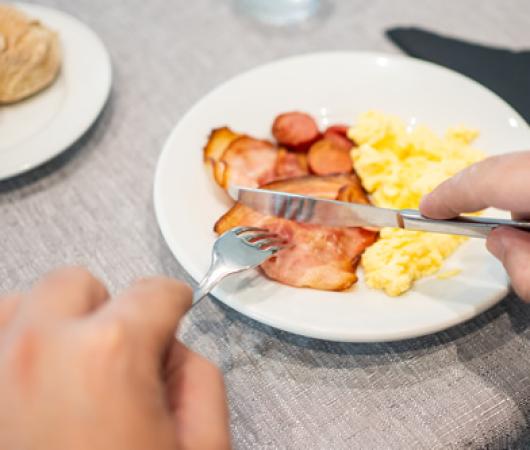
155;51;530;342
0;3;112;180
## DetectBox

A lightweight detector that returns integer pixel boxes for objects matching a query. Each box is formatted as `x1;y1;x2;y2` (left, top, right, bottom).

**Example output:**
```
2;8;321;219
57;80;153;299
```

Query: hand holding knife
229;186;530;239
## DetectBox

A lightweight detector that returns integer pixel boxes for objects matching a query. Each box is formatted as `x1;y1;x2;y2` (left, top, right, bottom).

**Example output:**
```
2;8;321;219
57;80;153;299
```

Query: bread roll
0;4;61;104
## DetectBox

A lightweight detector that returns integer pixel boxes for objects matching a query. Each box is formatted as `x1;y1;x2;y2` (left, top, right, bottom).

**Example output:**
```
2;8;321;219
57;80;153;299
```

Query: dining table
1;0;530;448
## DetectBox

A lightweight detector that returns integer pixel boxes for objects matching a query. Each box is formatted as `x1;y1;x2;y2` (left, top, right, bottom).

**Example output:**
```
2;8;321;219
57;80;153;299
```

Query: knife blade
228;185;530;238
228;185;401;228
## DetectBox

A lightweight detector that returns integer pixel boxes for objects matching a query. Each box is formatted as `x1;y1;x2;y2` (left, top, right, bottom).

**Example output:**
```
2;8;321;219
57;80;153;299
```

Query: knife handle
399;209;530;238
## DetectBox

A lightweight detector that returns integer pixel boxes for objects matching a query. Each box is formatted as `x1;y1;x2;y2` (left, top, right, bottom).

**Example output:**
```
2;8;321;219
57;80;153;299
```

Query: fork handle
192;277;217;305
192;263;232;305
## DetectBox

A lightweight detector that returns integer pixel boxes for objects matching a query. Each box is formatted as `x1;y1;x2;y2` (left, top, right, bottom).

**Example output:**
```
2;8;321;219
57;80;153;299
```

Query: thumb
165;342;230;450
487;227;530;302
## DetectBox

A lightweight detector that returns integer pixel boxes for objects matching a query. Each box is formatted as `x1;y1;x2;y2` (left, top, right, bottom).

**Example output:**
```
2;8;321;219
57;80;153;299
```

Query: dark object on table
387;27;530;123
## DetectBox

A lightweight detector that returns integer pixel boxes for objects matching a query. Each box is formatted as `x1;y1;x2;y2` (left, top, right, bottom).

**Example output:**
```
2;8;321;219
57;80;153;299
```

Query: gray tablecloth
1;0;530;448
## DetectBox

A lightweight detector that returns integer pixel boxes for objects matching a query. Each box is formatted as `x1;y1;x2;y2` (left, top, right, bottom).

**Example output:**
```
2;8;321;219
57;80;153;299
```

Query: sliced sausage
324;124;354;151
325;124;349;137
307;139;353;176
272;112;321;152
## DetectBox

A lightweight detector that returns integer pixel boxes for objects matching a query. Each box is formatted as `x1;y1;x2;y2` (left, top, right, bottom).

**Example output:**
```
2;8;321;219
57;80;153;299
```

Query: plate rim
154;50;527;342
0;2;112;180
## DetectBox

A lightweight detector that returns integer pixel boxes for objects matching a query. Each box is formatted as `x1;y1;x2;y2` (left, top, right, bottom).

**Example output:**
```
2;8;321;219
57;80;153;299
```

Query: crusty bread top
0;4;61;104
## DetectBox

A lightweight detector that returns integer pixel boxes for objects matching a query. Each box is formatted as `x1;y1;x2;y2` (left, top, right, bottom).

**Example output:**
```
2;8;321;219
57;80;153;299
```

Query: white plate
0;3;111;180
154;52;530;342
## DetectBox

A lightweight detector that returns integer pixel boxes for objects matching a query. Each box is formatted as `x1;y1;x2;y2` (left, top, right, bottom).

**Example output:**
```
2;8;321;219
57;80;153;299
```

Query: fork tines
231;226;287;254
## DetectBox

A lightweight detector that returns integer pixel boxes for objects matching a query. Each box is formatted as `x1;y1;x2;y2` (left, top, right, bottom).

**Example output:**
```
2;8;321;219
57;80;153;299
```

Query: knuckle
137;277;191;295
43;267;102;291
100;318;130;350
48;266;92;280
84;318;130;356
62;267;99;287
44;267;108;300
78;319;131;392
130;277;192;310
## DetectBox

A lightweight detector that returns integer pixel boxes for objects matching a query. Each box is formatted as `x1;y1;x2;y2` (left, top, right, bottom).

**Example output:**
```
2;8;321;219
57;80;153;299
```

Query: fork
192;227;286;305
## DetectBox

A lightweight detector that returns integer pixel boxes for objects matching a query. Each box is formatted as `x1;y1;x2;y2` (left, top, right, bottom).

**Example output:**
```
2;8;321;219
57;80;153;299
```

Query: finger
420;151;530;219
0;294;22;329
25;267;109;320
487;227;530;302
104;277;192;356
511;212;530;221
166;342;230;450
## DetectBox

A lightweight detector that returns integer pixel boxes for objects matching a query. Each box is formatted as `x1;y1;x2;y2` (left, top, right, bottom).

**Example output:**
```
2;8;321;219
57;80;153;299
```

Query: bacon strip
221;136;278;188
204;127;310;188
214;175;377;291
337;182;370;204
274;148;309;180
203;127;241;188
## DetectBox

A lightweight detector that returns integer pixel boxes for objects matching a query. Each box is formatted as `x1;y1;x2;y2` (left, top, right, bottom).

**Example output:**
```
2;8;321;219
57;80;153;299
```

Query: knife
228;186;530;238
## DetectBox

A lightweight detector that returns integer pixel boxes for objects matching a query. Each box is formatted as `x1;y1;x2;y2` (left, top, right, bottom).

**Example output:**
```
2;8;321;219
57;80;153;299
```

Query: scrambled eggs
348;111;484;296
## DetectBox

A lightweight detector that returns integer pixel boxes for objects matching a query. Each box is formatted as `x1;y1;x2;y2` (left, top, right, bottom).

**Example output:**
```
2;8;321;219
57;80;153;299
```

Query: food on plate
0;4;61;104
204;127;240;162
324;124;349;137
219;136;278;187
214;175;377;290
205;111;373;291
272;111;321;152
203;127;241;187
336;182;370;204
274;148;309;179
323;124;354;151
203;127;310;189
307;138;352;176
203;109;483;296
349;111;484;296
203;115;357;189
